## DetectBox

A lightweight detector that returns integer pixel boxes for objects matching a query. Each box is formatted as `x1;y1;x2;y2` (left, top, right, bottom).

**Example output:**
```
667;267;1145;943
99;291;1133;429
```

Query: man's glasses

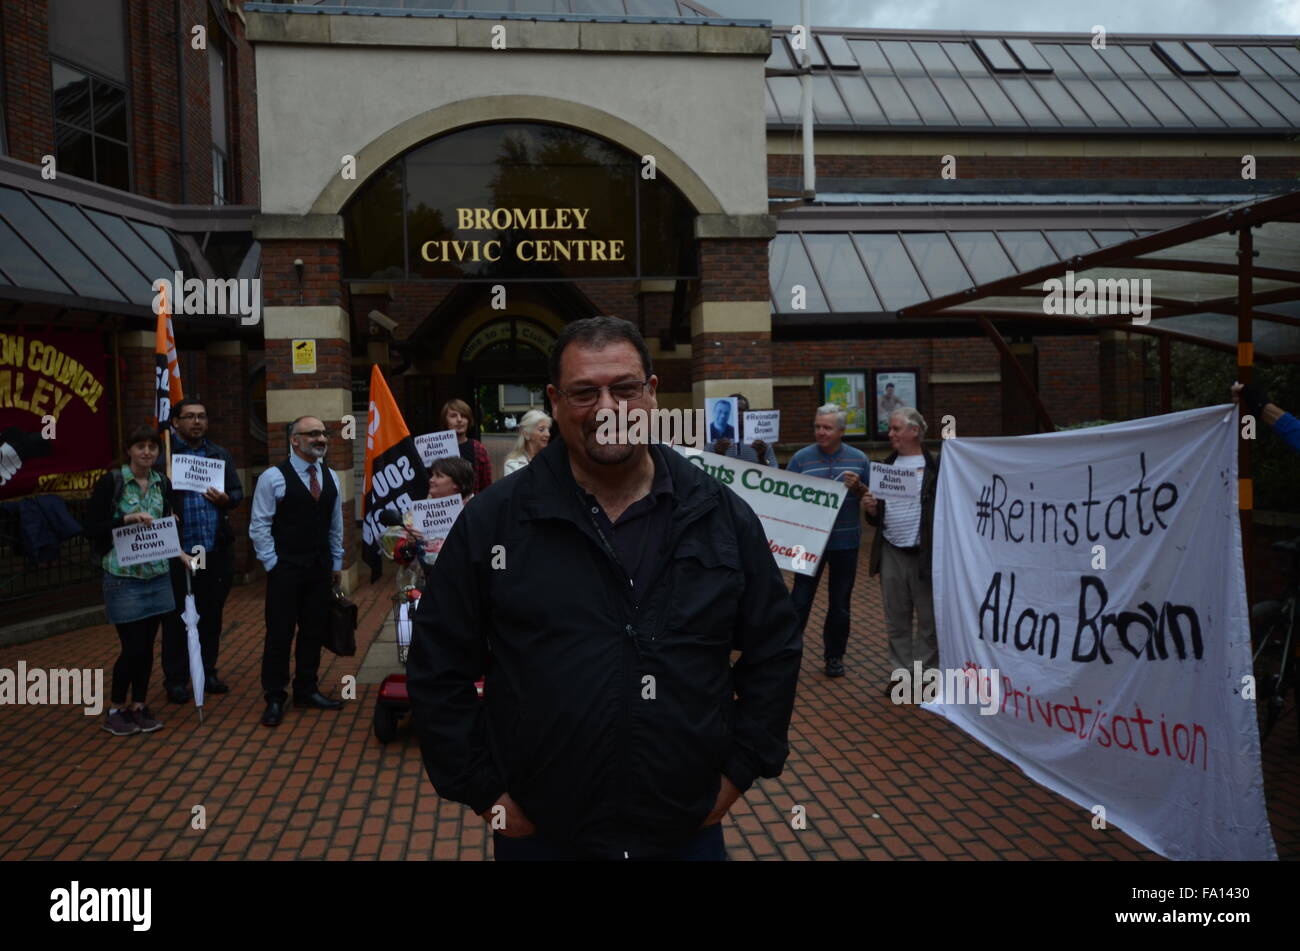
556;380;649;408
294;429;331;439
177;413;207;421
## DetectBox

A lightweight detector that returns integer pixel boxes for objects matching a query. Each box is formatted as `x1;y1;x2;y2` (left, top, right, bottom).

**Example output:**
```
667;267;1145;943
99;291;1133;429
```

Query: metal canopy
0;170;257;321
766;29;1300;133
895;189;1300;364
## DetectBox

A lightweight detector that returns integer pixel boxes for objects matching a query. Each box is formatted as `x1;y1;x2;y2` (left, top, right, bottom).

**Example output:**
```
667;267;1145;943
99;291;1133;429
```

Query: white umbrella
182;569;205;723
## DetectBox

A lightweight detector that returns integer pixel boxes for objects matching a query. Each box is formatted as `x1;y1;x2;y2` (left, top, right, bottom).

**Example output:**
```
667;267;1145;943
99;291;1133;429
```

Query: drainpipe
799;0;815;200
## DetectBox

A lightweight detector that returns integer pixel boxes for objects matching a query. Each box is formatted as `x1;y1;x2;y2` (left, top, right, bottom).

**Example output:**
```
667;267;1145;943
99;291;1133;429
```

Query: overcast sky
704;0;1300;35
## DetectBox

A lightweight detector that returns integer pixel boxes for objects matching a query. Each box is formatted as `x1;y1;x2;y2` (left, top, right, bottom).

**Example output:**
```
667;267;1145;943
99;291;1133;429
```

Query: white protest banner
112;515;183;567
743;410;780;444
674;447;846;576
869;460;919;500
409;494;464;543
170;453;225;494
414;431;458;468
929;405;1274;860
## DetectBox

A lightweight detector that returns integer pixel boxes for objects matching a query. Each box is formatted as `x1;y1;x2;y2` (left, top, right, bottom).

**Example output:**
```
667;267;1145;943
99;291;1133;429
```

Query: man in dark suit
160;398;244;703
248;416;344;727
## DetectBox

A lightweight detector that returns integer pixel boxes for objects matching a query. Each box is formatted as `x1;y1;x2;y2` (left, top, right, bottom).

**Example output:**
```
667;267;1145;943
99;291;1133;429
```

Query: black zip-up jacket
406;440;803;858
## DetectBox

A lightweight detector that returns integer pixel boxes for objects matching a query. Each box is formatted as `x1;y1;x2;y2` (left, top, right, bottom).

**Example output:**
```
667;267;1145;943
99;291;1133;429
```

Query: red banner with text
0;331;112;500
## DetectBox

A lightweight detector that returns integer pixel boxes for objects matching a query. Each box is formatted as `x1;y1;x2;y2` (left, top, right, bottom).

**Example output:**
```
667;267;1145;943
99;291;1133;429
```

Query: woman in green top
85;425;190;737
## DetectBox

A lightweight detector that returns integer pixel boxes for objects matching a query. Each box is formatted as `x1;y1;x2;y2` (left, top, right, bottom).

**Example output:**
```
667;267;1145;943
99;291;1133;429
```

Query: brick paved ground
0;538;1296;862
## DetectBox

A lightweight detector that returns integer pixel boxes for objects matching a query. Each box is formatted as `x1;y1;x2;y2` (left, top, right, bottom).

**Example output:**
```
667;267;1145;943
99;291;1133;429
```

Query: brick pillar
689;218;776;410
115;330;157;435
205;339;255;576
258;231;358;591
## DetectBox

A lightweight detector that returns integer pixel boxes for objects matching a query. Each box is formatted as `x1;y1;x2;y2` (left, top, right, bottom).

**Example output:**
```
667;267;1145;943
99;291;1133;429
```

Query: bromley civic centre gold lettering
420;207;627;264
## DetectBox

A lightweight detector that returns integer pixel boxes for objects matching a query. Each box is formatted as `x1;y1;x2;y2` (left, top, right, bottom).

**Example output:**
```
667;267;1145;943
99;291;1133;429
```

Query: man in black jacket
407;317;802;861
159;399;244;702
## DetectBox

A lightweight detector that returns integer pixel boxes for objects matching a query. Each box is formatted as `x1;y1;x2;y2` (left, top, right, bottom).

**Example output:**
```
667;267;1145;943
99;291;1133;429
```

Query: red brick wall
1;1;53;165
230;7;258;206
693;331;772;381
771;332;1122;439
1;0;254;203
262;242;345;308
768;153;1300;180
773;337;1003;440
1038;335;1102;426
117;339;157;436
699;240;768;303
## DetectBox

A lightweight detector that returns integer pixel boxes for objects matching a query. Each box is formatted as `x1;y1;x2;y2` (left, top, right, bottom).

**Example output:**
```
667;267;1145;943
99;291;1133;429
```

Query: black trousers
161;544;233;688
111;616;163;705
789;547;859;661
261;562;330;701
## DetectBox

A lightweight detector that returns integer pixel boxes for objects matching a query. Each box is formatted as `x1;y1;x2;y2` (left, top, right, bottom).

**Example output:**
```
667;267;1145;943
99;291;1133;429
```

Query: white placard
673;447;847;577
415;431;459;467
869;460;920;500
170;453;226;494
112;515;183;566
408;494;464;541
743;409;780;444
704;397;739;444
930;405;1274;860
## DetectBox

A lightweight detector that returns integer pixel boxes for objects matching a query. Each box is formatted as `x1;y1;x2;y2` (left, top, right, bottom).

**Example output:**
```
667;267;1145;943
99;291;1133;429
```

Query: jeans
789;547;859;660
493;823;727;861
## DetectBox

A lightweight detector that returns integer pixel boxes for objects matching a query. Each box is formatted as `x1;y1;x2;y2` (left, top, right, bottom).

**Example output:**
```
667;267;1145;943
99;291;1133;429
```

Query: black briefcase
323;589;358;656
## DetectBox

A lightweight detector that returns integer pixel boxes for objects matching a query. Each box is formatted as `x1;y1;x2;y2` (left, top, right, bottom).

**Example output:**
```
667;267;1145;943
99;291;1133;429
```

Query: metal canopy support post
1158;334;1172;414
1238;223;1254;600
977;316;1054;433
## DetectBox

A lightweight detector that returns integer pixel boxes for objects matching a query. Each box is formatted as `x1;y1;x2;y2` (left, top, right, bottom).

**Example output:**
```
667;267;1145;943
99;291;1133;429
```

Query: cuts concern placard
674;447;847;576
930;406;1274;861
170;453;225;494
112;516;183;566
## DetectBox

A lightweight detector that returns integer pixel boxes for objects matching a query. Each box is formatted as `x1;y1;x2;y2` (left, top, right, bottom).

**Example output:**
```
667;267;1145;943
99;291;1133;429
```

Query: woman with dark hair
440;399;492;494
84;425;189;736
381;456;475;587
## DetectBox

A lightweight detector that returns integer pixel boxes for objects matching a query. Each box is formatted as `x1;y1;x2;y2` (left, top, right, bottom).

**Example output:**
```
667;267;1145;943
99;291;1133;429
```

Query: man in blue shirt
249;416;345;727
160;399;243;703
786;404;867;678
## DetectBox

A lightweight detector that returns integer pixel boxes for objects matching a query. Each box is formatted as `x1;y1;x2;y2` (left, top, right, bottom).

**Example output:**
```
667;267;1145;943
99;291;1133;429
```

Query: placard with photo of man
874;371;918;435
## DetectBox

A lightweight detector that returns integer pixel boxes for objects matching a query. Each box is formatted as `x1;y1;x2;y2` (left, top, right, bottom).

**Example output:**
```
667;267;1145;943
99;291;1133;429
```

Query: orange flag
361;365;428;581
152;283;183;430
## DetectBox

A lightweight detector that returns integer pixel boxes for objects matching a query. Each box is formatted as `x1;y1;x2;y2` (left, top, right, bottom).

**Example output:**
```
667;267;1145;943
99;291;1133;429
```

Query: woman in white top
503;409;551;475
